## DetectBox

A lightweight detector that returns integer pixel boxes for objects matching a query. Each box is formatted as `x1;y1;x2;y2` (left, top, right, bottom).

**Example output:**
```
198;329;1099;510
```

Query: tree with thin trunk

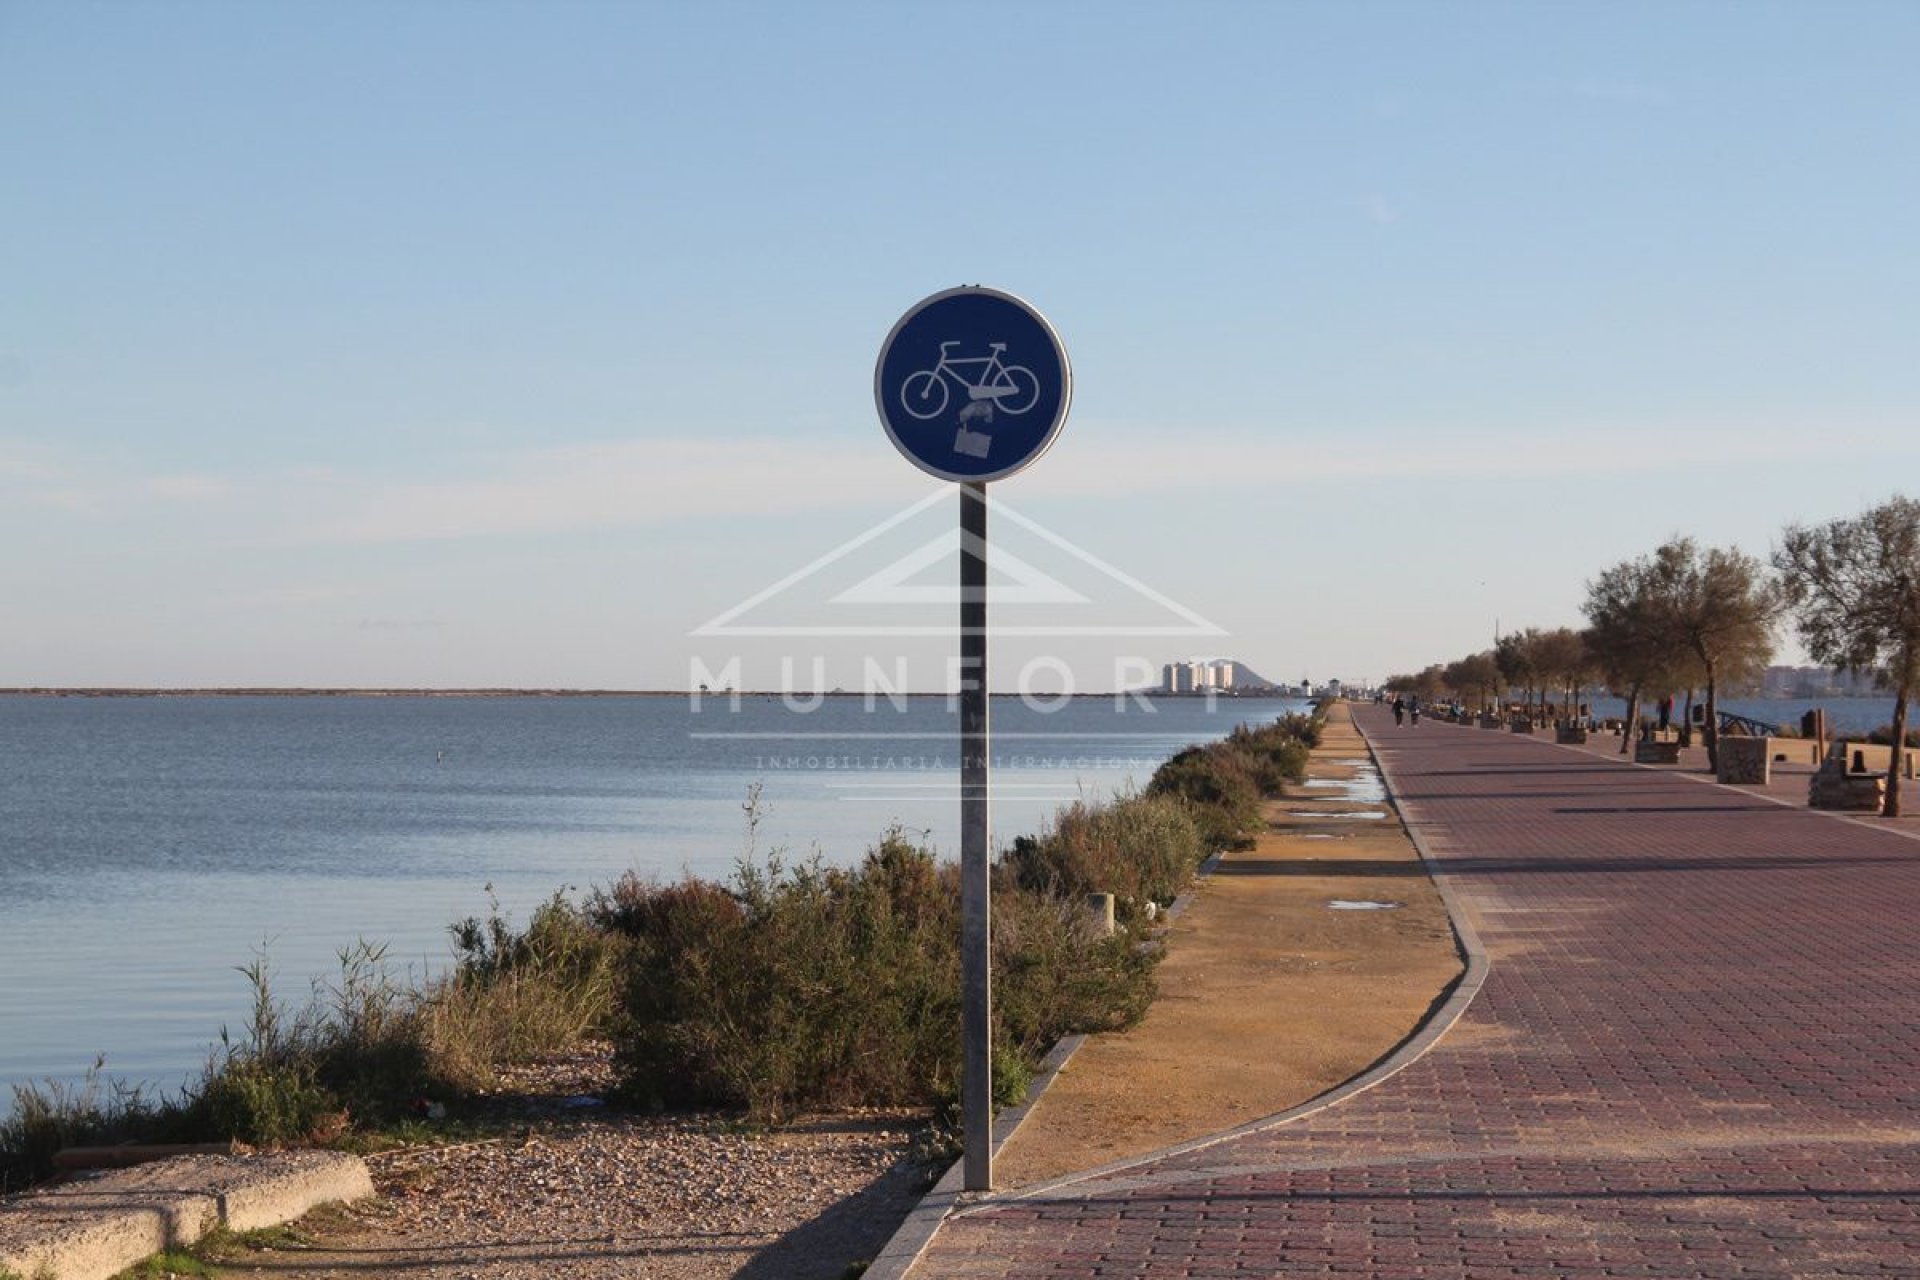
1531;627;1592;722
1583;554;1692;754
1651;539;1778;773
1774;496;1920;817
1444;651;1501;713
1494;627;1543;717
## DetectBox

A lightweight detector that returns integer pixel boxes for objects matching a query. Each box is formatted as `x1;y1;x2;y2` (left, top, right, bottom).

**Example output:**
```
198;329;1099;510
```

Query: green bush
1272;709;1325;749
601;835;963;1119
195;1057;340;1148
598;814;1177;1124
1146;744;1265;849
1866;723;1920;748
989;884;1156;1058
1144;716;1321;851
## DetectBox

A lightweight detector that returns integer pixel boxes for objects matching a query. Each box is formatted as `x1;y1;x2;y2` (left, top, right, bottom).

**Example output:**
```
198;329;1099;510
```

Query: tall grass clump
2;1062;194;1193
183;907;624;1149
5;894;626;1188
1003;791;1206;927
423;892;624;1091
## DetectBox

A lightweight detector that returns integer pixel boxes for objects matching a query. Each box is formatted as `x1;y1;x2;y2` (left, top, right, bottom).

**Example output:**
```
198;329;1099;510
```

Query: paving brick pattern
910;709;1920;1277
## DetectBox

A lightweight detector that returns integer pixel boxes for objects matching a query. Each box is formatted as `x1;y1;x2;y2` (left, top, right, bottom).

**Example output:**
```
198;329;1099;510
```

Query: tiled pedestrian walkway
908;707;1920;1277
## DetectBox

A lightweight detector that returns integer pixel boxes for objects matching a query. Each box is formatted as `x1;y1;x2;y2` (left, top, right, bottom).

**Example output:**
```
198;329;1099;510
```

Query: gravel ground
207;1046;941;1279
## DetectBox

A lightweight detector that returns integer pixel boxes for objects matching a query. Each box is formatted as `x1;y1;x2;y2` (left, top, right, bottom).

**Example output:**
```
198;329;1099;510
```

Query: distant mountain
1226;660;1279;690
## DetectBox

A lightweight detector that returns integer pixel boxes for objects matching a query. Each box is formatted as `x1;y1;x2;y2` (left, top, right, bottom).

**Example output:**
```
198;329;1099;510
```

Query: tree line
1383;495;1920;818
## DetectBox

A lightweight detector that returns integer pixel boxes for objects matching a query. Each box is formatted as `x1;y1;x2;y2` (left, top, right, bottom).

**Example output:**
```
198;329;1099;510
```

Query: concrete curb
867;710;1492;1274
862;1033;1081;1280
0;1150;373;1280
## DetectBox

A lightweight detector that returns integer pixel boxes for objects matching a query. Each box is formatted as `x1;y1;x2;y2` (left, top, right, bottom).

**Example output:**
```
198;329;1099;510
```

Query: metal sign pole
875;285;1068;1195
959;480;992;1192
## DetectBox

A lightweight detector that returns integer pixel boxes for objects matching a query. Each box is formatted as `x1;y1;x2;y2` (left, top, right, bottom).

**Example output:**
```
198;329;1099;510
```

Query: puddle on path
1302;761;1388;804
1287;810;1389;820
1329;899;1403;911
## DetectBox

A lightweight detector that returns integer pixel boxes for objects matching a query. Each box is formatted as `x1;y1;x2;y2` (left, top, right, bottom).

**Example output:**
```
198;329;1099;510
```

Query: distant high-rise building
1159;657;1266;694
1758;665;1889;698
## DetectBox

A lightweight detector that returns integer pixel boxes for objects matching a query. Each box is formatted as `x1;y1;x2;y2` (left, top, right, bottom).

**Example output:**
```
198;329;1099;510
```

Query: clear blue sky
3;1;1915;689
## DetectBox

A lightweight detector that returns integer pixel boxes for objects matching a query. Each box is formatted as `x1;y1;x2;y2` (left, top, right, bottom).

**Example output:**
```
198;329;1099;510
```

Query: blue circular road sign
875;286;1071;483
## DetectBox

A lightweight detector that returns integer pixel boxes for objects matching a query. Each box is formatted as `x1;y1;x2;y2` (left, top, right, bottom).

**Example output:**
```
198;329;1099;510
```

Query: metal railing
1717;710;1781;737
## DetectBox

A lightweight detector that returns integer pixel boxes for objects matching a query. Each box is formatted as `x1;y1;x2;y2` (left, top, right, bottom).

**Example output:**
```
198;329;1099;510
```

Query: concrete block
1810;770;1886;812
1716;736;1771;785
0;1150;372;1280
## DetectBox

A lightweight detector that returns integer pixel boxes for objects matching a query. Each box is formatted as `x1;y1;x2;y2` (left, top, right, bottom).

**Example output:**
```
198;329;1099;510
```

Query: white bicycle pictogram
899;341;1041;420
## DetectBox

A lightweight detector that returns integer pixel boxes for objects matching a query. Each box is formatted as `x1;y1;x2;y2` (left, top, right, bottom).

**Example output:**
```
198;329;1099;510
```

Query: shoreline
3;694;1286;1096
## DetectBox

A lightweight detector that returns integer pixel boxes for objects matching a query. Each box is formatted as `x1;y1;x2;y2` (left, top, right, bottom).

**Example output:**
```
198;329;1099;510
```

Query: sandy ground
993;705;1464;1188
183;704;1464;1276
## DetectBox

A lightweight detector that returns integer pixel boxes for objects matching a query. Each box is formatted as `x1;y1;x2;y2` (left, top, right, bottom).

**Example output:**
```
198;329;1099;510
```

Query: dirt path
993;704;1464;1187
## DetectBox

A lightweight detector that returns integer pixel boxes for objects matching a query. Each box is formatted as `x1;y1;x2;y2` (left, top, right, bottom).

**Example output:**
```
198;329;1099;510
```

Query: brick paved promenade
908;707;1920;1278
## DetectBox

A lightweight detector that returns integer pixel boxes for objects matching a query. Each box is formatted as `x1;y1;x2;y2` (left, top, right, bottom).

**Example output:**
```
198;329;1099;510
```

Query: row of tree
1382;496;1920;817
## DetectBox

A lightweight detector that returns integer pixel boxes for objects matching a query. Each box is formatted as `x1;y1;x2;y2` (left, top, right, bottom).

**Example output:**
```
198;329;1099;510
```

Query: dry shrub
1002;792;1205;927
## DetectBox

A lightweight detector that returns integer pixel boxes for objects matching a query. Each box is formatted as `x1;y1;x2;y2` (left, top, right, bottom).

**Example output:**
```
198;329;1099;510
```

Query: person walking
1392;696;1406;726
1409;696;1422;726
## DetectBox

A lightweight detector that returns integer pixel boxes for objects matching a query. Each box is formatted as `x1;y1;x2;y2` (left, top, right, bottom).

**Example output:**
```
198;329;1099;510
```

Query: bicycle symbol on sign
898;341;1041;422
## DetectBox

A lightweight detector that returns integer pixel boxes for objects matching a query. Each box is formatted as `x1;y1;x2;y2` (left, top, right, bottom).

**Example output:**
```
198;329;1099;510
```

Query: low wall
1833;741;1919;778
1635;740;1681;764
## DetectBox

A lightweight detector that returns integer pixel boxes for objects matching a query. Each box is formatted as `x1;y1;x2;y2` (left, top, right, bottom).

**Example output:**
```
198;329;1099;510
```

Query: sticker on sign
875;286;1071;484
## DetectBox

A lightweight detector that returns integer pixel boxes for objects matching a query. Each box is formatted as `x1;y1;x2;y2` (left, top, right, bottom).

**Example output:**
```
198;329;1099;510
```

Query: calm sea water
0;693;1297;1095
